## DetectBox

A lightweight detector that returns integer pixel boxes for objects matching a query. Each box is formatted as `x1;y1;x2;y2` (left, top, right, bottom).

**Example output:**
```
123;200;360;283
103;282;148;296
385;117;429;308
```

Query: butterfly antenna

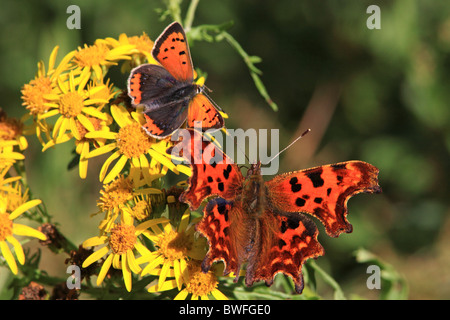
267;129;311;164
201;88;224;112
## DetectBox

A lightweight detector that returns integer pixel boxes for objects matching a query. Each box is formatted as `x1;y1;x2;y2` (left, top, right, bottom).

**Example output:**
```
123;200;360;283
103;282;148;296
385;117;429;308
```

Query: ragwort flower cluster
0;112;47;275
12;31;230;299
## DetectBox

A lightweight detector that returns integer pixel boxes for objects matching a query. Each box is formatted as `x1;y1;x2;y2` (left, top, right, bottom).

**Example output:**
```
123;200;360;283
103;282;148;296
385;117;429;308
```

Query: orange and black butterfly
127;22;224;139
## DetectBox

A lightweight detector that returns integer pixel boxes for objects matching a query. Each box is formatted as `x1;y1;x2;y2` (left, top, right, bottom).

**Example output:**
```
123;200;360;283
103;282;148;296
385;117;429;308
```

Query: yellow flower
82;213;169;292
21;46;75;145
174;260;229;300
74;115;112;179
122;191;166;221
107;32;157;70
72;40;135;80
138;209;207;292
0;111;29;151
21;46;75;116
95;174;162;232
0;181;46;274
84;104;182;184
41;70;111;147
0;141;24;168
0;110;31;167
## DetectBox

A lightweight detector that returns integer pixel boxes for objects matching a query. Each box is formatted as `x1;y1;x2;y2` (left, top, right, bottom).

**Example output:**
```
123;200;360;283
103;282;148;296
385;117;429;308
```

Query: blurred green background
1;0;449;299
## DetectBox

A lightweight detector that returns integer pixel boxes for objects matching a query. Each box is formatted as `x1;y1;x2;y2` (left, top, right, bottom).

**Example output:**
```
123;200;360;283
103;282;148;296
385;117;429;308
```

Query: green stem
221;31;278;112
308;260;346;300
165;0;183;24
184;0;200;31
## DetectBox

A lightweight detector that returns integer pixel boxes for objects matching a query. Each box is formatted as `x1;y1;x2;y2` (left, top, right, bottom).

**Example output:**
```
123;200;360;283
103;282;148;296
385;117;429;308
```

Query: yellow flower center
74;43;109;68
131;200;151;220
0;212;13;241
116;122;152;159
108;224;136;254
21;76;53;115
185;260;218;297
98;175;134;212
157;230;192;261
59;92;84;118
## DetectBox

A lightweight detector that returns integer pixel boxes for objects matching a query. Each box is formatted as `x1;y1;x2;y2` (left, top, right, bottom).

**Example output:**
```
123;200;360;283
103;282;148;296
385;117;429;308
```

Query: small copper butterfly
127;22;224;139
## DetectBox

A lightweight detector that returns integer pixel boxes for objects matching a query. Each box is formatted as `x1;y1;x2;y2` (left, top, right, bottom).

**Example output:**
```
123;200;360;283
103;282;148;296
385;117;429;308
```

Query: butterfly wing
173;129;244;209
265;161;382;237
246;210;324;294
187;93;224;131
197;198;324;294
152;22;194;82
127;64;191;138
141;101;189;138
197;198;246;280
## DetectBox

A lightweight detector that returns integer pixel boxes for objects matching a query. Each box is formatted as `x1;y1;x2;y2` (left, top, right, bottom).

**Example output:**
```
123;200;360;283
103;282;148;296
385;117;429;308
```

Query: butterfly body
127;22;224;138
174;131;381;293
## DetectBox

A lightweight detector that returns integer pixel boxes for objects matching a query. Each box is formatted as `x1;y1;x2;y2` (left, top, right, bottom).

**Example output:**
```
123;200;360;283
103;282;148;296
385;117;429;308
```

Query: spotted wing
197;198;246;279
187;93;224;131
265;161;382;237
171;129;244;210
246;209;324;294
152;21;194;82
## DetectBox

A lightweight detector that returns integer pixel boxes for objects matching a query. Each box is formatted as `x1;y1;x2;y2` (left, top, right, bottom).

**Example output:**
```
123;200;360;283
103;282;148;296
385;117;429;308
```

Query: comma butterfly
127;22;224;139
171;130;382;293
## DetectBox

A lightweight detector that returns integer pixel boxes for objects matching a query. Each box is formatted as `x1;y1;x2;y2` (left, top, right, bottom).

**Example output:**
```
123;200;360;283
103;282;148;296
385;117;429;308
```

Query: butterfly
170;129;382;293
127;22;224;139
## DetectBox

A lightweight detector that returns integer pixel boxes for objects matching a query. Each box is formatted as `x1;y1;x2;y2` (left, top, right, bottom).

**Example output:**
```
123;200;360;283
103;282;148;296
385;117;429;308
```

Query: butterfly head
246;161;262;178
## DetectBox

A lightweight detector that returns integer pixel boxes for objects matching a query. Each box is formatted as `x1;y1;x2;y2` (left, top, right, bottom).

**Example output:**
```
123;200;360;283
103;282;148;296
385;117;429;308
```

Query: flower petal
85;142;117;158
173;258;182;290
135;218;170;235
148;149;177;171
158;260;171;291
103;154;128;184
52;50;76;81
82;235;108;248
77;113;95;132
48;46;59;72
148;279;177;293
178;209;190;233
122;253;132;292
111;104;133;128
82;245;109;268
52;116;65;139
176;164;192;177
70;117;81;140
12;224;46;241
82;106;109;120
9;199;42;220
99;150;121;182
0;151;25;160
97;253;113;285
78;141;89;179
126;249;141;274
141;254;164;276
6;236;25;265
84;131;117;140
0;241;18;274
37;109;60;120
211;289;228;300
134;241;152;259
174;288;189;300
